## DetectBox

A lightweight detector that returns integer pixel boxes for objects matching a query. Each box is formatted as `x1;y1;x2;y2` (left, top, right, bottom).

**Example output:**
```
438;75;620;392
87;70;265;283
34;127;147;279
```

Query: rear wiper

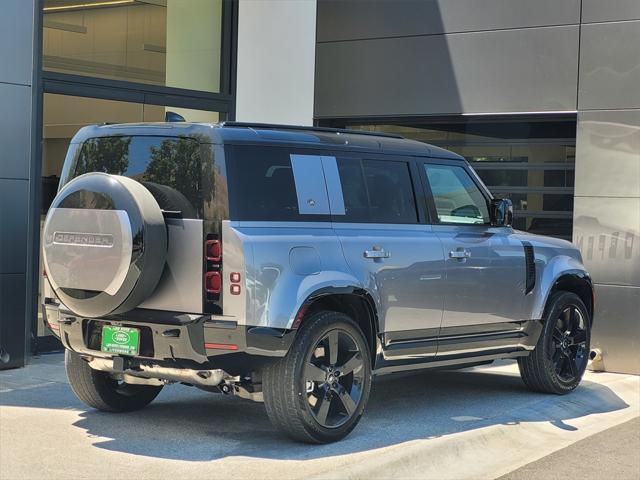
161;210;182;219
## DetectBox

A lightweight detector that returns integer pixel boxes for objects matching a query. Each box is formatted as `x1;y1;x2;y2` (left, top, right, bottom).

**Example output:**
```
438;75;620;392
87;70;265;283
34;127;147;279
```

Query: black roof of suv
70;122;465;160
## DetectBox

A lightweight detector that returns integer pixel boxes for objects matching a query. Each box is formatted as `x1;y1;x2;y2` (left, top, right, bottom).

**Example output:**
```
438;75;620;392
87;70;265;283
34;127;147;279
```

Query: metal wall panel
575;110;640;198
317;0;580;42
0;180;29;276
0;83;33;180
0;0;34;86
573;196;640;288
579;20;640;111
582;0;640;23
0;274;27;370
315;26;579;118
590;284;640;375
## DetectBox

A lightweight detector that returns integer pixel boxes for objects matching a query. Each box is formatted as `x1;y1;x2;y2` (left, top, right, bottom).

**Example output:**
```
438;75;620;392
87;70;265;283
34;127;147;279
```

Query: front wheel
65;350;163;412
518;291;591;394
263;311;372;443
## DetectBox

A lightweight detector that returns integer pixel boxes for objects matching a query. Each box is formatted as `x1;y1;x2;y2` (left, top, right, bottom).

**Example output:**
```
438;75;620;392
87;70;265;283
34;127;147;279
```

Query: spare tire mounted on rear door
42;172;167;318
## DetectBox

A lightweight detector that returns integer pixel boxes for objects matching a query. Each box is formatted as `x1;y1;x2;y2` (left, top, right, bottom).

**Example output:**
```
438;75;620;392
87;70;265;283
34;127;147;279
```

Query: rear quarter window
226;145;331;222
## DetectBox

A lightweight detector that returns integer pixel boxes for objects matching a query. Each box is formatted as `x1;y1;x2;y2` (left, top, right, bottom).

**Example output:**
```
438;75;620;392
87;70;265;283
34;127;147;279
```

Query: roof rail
220;121;404;139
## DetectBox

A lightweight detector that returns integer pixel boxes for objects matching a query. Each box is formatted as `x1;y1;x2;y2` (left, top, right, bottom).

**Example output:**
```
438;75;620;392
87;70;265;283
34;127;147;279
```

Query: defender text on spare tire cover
42;172;167;318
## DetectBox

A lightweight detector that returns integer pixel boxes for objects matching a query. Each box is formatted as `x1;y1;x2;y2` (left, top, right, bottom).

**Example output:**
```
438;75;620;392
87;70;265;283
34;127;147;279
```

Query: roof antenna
165;111;186;122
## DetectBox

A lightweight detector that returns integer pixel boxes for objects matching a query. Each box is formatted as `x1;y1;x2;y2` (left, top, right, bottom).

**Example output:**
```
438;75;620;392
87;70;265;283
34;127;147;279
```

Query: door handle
364;249;391;259
449;249;471;259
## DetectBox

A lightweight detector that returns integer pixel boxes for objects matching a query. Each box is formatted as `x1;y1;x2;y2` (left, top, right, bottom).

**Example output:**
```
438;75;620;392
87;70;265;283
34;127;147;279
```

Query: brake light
205;239;221;262
204;271;221;294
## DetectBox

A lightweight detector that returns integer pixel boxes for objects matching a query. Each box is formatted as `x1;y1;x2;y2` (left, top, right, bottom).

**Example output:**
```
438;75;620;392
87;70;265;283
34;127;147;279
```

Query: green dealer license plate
101;325;140;356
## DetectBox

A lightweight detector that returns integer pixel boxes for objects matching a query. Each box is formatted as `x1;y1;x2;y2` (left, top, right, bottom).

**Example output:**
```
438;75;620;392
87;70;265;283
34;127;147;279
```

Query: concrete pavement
0;354;638;480
499;417;640;480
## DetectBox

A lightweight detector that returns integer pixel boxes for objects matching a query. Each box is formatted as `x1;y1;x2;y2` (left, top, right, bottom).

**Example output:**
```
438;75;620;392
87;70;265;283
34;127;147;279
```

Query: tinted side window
424;164;490;224
336;158;418;224
228;146;298;221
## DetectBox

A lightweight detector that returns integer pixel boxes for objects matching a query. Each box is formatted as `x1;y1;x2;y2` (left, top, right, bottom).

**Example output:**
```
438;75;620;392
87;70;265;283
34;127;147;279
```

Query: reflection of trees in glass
76;136;131;175
144;136;212;217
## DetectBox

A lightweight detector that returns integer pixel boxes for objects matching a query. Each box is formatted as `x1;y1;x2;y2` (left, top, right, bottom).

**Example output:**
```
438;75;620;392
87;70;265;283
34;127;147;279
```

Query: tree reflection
144;136;211;217
74;134;224;220
76;136;131;175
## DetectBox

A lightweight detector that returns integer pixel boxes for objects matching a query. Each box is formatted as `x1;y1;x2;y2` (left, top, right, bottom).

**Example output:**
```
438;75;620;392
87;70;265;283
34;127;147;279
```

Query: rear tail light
205;239;221;262
205;271;221;294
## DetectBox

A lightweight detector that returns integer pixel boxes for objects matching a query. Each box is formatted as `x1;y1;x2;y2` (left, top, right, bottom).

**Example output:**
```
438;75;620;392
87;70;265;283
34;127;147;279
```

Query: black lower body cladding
42;173;167;318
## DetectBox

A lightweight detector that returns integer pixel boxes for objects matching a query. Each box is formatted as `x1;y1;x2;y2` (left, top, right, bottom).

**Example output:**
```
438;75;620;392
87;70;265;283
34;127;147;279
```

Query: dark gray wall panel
582;0;640;23
315;26;579;118
0;274;27;369
0;83;32;180
590;284;640;375
573;196;640;288
0;0;34;86
0;179;29;275
575;110;640;198
579;20;640;111
317;0;580;42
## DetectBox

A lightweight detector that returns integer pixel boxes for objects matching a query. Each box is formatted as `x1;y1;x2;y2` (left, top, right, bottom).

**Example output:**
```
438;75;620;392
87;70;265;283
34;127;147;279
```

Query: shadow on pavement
0;361;630;462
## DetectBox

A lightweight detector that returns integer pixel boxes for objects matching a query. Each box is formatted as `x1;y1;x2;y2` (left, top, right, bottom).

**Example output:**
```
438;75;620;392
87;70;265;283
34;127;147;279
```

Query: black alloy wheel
304;329;366;429
262;310;372;443
518;291;591;394
549;306;588;382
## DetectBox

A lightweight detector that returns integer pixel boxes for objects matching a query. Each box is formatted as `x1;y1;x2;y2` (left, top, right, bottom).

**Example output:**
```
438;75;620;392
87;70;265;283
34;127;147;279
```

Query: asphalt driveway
1;354;638;480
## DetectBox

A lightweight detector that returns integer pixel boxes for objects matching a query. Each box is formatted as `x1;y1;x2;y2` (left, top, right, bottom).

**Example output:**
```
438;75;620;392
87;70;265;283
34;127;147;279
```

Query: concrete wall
235;0;316;125
0;0;39;369
573;3;640;374
315;0;639;373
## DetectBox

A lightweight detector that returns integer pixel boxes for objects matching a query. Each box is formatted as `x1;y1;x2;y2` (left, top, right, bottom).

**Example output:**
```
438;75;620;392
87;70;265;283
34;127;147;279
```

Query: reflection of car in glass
42;122;594;443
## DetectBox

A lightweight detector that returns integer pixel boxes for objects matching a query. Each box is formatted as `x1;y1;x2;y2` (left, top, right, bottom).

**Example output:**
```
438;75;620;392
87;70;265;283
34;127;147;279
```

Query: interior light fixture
43;0;135;12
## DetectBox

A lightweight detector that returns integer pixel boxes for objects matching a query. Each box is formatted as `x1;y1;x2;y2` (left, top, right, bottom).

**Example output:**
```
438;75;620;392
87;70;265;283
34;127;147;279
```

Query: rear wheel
263;311;372;443
65;350;162;412
518;291;591;394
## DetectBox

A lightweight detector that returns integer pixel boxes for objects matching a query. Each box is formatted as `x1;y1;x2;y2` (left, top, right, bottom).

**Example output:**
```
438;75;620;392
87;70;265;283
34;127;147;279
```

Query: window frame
332;153;425;225
418;157;495;227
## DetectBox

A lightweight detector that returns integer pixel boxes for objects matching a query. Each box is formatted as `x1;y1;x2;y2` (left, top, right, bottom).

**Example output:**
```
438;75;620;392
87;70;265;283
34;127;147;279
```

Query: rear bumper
53;307;295;376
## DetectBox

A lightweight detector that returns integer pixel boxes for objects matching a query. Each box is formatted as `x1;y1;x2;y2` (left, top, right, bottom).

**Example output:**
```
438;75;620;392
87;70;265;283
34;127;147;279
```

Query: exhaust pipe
89;358;228;387
588;348;604;372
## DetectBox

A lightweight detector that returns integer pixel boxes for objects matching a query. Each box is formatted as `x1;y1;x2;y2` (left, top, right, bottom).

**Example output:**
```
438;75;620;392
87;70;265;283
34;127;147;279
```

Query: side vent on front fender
523;242;536;294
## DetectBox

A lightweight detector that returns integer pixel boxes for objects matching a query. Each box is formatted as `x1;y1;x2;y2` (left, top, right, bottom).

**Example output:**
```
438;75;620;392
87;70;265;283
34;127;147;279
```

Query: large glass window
43;0;223;93
336;159;418;224
347;120;576;240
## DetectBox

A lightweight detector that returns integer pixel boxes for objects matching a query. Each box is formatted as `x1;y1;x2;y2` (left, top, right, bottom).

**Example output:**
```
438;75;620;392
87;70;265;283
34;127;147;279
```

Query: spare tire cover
42;172;167;318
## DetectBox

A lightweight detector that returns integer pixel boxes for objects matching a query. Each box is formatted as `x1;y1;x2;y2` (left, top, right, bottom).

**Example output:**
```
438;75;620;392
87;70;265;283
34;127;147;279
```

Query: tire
65;350;162;412
518;291;591;394
263;311;372;443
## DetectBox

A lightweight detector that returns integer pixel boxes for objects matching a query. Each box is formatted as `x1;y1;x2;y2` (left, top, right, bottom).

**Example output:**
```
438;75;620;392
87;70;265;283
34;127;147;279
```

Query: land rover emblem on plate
112;331;130;344
53;231;114;247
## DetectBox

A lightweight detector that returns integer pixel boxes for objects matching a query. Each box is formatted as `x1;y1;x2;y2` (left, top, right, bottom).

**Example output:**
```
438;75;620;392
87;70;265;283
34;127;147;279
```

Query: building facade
0;0;637;374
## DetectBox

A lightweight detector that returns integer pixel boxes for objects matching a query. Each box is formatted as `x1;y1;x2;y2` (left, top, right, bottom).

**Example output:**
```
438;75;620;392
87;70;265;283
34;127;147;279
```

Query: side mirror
490;198;513;227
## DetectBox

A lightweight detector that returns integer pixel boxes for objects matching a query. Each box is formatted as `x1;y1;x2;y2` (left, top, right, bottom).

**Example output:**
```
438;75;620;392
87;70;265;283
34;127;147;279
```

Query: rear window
74;136;206;219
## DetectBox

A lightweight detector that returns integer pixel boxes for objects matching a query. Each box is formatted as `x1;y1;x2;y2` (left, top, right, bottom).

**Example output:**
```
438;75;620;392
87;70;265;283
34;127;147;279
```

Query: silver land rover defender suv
42;122;594;443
